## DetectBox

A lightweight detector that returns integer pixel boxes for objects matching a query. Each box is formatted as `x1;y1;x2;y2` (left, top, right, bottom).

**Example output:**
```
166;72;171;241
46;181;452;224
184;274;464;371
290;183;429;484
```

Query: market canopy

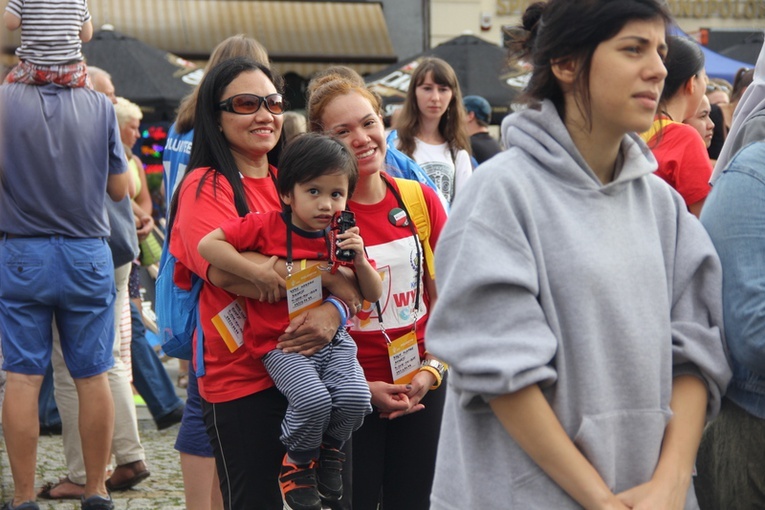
719;32;764;66
366;35;525;125
0;0;397;78
82;28;199;121
701;44;755;83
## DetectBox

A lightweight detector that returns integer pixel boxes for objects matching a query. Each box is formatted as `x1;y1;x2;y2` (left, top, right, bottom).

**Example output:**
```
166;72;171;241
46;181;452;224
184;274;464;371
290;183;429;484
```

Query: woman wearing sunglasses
162;35;270;510
167;57;360;509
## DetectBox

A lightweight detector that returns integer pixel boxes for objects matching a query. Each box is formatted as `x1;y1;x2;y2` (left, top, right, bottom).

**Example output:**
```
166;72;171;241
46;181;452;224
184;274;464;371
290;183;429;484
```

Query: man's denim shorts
0;236;115;378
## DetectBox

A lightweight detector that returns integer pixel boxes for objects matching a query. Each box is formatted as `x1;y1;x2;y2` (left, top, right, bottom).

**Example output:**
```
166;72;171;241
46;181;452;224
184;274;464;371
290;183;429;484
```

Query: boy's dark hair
277;132;358;203
506;0;672;123
168;57;282;225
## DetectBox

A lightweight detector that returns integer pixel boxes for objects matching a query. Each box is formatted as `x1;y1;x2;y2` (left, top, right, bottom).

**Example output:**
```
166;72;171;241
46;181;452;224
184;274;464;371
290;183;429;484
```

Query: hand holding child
198;227;286;303
247;256;286;303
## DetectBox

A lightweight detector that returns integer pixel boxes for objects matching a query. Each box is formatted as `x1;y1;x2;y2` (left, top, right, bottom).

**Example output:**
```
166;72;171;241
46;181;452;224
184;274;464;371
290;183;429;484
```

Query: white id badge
286;265;323;319
211;298;247;353
387;331;420;384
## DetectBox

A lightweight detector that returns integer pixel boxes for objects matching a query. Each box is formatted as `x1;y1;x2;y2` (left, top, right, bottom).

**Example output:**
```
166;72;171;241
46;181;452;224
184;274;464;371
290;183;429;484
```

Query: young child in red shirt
199;133;380;510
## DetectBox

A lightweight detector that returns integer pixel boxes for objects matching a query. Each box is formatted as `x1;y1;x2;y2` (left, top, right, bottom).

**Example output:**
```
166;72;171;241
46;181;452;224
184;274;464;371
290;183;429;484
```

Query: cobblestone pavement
0;359;188;510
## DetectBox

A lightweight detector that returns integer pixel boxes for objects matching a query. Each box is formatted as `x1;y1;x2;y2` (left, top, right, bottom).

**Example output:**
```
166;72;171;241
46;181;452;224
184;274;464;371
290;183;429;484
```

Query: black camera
330;210;356;264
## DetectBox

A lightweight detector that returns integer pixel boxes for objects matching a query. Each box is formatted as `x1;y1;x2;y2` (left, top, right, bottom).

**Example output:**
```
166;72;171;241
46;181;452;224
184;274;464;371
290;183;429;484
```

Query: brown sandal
38;476;85;500
106;460;151;491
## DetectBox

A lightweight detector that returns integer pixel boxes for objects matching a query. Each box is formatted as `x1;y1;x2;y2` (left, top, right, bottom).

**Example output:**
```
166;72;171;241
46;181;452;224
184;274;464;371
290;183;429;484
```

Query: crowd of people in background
1;0;764;509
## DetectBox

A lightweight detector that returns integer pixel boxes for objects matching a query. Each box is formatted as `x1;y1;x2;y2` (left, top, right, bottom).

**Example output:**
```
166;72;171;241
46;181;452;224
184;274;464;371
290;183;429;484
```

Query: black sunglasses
217;93;284;115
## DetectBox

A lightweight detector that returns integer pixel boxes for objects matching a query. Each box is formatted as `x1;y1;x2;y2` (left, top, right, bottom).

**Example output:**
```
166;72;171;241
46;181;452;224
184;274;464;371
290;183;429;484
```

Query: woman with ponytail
641;35;712;217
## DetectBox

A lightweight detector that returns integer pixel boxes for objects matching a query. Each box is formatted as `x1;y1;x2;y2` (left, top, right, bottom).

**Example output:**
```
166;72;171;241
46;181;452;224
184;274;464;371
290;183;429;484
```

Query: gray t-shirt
0;83;126;237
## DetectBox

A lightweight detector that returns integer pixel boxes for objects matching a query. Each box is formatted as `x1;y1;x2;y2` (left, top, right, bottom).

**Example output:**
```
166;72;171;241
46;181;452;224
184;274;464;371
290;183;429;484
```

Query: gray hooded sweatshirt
427;100;731;509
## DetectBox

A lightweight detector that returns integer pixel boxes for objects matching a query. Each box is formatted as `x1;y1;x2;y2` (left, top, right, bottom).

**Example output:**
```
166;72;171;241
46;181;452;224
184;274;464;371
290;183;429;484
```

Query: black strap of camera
372;177;422;338
283;212;332;278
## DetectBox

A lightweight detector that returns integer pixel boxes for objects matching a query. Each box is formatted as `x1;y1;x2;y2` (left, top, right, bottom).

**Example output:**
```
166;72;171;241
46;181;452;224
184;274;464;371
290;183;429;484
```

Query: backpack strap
393;178;435;280
192;275;205;377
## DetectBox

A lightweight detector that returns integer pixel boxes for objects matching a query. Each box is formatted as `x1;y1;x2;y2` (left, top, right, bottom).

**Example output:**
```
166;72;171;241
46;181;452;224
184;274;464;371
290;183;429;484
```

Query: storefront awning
2;1;398;77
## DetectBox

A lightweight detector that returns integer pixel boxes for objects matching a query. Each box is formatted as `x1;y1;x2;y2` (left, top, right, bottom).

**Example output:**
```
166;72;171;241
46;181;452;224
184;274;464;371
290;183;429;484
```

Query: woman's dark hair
174;35;270;134
396;57;471;159
730;67;754;103
506;0;672;121
277;132;358;204
660;36;705;104
168;57;283;227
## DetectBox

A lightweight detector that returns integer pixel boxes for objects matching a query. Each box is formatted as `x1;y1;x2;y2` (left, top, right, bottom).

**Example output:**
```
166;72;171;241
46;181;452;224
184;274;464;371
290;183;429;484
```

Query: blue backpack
155;233;206;377
158;166;258;377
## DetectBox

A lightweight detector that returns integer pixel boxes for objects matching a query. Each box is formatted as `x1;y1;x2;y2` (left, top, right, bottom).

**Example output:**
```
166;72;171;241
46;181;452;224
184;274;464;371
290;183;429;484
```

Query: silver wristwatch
421;358;447;379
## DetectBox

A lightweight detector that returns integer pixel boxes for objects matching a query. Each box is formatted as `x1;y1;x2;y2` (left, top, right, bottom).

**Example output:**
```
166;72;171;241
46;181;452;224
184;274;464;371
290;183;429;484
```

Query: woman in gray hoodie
426;1;732;509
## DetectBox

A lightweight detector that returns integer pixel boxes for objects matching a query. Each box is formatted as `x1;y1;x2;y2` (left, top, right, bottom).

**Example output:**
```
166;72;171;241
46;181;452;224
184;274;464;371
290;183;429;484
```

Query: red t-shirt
346;174;447;383
170;167;281;403
219;211;330;360
648;121;712;207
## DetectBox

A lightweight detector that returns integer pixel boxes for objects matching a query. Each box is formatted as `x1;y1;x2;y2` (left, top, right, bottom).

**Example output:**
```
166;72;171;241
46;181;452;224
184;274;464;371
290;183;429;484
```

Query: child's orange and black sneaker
316;445;345;502
278;455;322;510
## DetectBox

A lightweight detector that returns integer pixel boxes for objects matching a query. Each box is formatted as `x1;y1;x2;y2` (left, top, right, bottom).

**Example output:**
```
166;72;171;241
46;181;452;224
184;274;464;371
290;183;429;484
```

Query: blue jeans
130;301;183;421
38;362;61;429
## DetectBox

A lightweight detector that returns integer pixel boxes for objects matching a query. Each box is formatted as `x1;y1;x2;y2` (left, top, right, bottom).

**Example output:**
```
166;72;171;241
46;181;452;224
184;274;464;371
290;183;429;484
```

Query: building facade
431;0;765;48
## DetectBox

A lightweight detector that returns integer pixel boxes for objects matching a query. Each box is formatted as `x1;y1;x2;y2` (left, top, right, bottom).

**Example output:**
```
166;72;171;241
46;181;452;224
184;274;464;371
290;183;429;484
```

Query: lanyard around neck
284;212;332;277
373;176;422;341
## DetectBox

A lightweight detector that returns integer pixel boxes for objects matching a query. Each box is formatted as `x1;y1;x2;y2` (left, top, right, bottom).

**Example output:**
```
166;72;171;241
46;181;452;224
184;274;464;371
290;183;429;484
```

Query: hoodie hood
711;42;765;183
501;100;658;192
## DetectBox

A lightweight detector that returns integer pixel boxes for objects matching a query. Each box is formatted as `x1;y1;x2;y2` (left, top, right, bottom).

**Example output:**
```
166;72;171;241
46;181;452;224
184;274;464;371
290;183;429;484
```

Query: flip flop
38;476;85;500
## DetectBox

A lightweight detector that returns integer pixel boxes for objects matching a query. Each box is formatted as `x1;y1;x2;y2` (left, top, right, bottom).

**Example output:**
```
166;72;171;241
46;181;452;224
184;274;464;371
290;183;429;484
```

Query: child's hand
248;256;285;303
336;226;366;265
